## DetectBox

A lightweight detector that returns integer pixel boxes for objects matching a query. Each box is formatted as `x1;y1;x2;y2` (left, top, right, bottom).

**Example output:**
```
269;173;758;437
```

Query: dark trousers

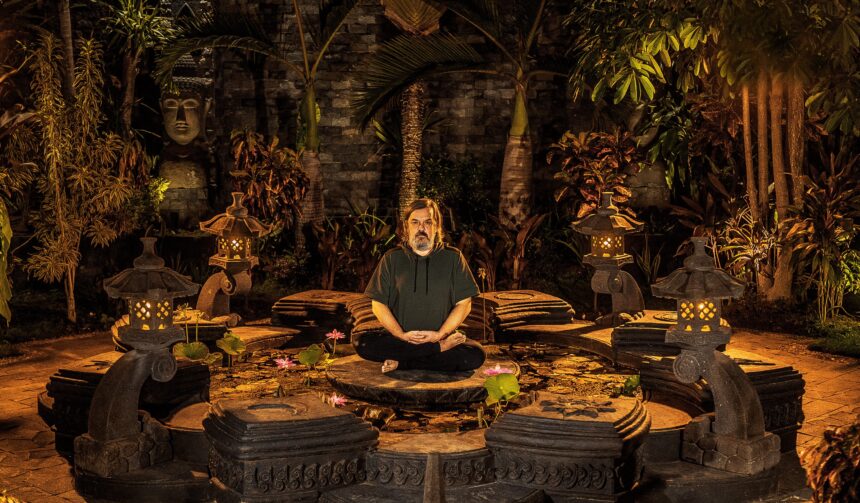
353;330;486;371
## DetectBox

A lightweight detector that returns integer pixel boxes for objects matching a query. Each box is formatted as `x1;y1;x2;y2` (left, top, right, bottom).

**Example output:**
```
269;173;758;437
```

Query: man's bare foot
382;359;399;373
439;332;466;352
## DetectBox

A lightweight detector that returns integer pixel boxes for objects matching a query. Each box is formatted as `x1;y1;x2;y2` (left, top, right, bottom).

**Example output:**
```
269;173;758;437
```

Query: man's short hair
398;198;445;244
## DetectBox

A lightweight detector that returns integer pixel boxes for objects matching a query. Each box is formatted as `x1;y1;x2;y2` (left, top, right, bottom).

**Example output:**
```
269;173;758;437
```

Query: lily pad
485;373;520;405
173;341;209;361
216;334;246;356
297;344;325;366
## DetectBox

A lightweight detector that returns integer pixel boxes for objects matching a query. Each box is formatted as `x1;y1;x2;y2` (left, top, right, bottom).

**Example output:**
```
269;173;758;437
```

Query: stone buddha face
161;92;209;145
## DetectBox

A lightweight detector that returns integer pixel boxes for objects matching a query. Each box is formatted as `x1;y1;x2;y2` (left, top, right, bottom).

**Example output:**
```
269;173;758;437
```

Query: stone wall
211;0;586;217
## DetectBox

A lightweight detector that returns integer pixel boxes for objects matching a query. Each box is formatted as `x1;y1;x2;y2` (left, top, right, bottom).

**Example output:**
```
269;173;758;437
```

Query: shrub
807;317;860;358
803;420;860;503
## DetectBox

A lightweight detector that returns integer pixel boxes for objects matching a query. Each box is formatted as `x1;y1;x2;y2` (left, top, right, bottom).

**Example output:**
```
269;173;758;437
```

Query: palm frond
439;0;508;49
353;33;484;129
319;0;361;46
382;0;446;35
155;13;299;89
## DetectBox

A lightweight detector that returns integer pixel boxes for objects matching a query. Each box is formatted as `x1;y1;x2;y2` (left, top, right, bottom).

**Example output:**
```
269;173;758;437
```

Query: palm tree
354;0;566;228
157;0;361;229
380;0;445;217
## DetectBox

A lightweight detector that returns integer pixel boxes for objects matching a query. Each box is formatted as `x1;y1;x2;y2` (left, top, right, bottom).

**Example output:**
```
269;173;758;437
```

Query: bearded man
356;199;486;373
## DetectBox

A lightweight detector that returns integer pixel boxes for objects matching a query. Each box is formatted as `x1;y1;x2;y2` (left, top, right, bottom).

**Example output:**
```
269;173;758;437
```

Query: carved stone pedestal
39;350;210;457
681;414;781;475
485;392;650;502
205;393;378;502
74;411;172;478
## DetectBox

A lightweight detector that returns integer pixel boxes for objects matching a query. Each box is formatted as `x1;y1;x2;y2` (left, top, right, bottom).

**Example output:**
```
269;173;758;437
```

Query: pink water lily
329;393;348;407
326;329;346;340
274;357;296;369
483;364;514;376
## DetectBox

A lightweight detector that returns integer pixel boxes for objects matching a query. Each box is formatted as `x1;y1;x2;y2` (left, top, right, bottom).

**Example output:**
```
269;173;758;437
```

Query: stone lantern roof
652;237;744;300
572;192;643;236
199;192;272;239
104;237;199;301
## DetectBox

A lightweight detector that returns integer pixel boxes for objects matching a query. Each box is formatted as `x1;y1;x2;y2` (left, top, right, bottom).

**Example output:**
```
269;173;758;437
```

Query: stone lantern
651;237;780;474
196;192;271;320
75;237;199;479
572;192;644;325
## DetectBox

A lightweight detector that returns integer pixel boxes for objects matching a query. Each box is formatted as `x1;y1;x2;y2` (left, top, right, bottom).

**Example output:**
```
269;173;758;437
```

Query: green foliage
548;130;642;219
785;153;860;321
484;373;520;406
100;0;175;58
297;343;325;367
719;205;779;287
312;207;395;292
11;35;134;322
634;235;664;285
230;129;309;230
619;374;640;397
418;155;494;234
807;317;860;358
803;420;860;502
172;341;209;361
216;331;247;356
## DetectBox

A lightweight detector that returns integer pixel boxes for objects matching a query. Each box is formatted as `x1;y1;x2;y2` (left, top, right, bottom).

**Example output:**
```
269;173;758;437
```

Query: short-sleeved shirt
364;243;479;332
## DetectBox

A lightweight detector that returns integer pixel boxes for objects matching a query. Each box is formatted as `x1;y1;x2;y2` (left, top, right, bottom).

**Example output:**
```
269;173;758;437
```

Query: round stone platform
326;355;519;409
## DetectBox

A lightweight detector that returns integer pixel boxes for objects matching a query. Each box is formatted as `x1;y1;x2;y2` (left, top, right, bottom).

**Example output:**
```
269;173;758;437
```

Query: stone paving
0;328;856;501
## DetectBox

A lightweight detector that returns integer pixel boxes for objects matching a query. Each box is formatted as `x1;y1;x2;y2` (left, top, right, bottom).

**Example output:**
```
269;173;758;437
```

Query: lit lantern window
573;192;643;268
130;297;173;331
200;192;271;270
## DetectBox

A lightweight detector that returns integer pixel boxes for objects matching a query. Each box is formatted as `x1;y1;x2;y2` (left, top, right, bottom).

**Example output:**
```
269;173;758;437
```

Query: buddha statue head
160;55;213;146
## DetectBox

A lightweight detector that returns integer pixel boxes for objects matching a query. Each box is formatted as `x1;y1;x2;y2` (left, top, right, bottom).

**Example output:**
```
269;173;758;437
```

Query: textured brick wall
211;0;585;218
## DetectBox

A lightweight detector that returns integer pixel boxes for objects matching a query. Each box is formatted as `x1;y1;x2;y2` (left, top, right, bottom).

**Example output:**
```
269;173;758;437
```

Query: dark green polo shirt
364;243;479;332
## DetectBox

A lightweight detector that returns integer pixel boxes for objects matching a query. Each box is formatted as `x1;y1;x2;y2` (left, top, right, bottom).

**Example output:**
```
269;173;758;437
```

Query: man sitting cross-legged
355;198;486;373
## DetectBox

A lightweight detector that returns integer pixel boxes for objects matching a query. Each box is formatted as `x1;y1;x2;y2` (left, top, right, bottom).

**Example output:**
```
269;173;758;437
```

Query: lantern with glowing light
650;237;780;475
75;238;199;478
572;192;644;324
197;192;271;319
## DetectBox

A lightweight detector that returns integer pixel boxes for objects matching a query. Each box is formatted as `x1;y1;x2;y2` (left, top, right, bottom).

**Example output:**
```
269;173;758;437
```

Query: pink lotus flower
326;329;346;340
274;357;296;369
329;393;348;407
483;364;514;376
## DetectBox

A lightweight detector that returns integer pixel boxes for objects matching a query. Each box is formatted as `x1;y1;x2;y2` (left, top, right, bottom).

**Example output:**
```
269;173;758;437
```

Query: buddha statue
158;57;215;229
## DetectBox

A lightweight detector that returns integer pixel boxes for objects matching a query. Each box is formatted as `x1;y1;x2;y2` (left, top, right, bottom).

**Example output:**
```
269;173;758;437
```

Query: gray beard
410;235;432;252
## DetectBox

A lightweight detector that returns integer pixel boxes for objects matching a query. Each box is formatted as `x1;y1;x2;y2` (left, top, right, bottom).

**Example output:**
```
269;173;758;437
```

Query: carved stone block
485;392;650;501
681;414;781;476
205;393;378;502
74;412;172;478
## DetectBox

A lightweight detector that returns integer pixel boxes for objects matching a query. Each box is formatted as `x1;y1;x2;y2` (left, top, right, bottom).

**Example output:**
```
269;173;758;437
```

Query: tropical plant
379;0;446;216
670;171;738;261
230;129;309;230
417;154;493;235
458;228;505;292
548;130;642;219
157;1;362;229
311;218;347;290
482;364;519;425
216;330;247;367
340;206;396;292
99;0;174;137
354;0;567;228
14;36;133;324
564;0;860;302
493;213;547;290
719;204;779;292
803;420;860;503
633;235;664;286
785;153;860;321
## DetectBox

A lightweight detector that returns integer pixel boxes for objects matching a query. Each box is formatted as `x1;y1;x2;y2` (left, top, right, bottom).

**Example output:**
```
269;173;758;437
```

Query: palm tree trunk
787;77;804;207
120;51;138;138
768;73;793;301
399;80;425;217
65;266;76;324
756;70;769;221
499;86;532;228
742;84;758;222
58;0;75;101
